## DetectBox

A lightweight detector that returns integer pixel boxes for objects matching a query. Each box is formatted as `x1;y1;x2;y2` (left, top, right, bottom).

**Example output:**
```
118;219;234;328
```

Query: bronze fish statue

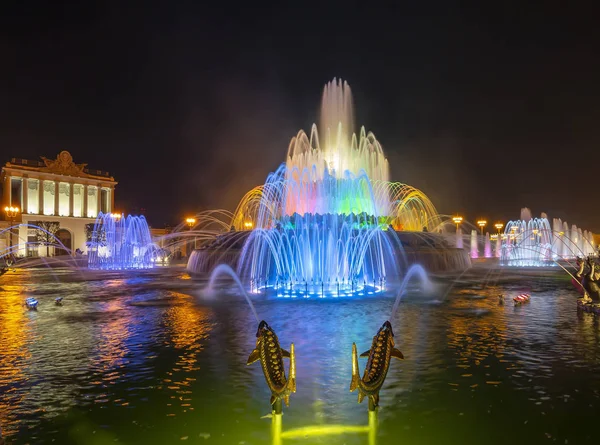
350;320;403;408
247;320;296;408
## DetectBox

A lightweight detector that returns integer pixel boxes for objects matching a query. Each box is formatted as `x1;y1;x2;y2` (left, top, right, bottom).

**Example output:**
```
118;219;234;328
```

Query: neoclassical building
1;151;117;256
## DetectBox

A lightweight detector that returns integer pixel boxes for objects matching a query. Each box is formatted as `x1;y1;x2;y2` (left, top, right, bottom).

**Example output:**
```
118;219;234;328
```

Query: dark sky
1;2;599;231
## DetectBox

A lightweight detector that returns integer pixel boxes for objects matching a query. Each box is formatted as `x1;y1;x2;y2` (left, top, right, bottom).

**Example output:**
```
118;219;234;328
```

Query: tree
85;222;106;245
31;221;60;257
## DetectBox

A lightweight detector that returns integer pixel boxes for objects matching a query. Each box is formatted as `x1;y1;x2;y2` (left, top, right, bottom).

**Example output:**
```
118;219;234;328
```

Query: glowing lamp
452;216;463;231
185;217;196;227
4;206;20;218
477;220;487;236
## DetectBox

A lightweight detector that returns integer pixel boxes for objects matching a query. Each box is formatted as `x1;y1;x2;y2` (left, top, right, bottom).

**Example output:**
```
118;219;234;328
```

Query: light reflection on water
0;267;599;444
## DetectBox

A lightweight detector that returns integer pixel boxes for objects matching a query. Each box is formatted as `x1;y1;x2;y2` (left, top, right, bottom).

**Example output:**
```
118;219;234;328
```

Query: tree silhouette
31;221;60;257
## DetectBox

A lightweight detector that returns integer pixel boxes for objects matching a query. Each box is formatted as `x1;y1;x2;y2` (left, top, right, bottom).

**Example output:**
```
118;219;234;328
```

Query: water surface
0;266;598;444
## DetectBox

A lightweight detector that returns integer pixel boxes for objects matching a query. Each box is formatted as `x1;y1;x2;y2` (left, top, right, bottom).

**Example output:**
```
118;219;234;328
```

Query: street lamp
452;216;463;231
477;220;487;237
186;217;196;252
4;206;20;251
244;221;253;230
494;222;504;235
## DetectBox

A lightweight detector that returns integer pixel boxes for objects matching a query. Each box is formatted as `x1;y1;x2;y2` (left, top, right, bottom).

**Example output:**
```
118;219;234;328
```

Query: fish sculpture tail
350;343;361;394
287;343;296;394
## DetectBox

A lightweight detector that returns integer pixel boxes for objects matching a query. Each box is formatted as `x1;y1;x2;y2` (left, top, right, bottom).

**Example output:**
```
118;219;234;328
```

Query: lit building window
58;182;70;216
87;186;98;218
73;184;83;217
43;180;55;215
10;177;23;208
27;179;39;214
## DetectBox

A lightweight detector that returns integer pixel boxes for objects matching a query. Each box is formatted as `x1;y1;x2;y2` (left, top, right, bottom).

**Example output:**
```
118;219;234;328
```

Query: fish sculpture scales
247;320;296;410
350;320;403;409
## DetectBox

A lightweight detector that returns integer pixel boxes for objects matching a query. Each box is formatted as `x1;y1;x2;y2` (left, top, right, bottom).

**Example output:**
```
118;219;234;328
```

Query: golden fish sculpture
350;320;404;410
248;320;296;412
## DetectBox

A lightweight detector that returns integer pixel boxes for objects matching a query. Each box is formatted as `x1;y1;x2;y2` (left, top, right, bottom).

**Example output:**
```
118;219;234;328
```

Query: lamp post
477;220;487;237
186;217;196;253
4;206;20;251
244;221;253;230
494;222;504;235
452;216;463;231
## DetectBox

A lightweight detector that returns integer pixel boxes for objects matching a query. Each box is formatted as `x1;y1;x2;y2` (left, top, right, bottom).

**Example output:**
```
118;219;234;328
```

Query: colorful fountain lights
500;208;596;267
88;212;159;270
234;79;440;297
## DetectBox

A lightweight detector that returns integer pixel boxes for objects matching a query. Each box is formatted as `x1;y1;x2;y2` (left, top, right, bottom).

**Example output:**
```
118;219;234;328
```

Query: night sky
1;2;599;230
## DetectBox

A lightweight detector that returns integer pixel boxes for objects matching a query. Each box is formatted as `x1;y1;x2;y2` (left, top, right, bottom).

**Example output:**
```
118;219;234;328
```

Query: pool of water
0;266;599;444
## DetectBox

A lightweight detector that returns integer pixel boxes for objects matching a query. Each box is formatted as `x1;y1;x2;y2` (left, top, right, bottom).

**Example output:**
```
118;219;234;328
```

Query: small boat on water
513;293;530;305
577;299;600;315
25;297;39;310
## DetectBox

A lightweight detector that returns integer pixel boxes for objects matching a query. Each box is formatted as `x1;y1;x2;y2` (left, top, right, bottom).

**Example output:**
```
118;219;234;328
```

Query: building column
39;180;44;215
54;181;59;216
83;184;88;218
96;184;101;216
69;183;74;216
110;187;115;213
5;176;11;209
22;177;28;214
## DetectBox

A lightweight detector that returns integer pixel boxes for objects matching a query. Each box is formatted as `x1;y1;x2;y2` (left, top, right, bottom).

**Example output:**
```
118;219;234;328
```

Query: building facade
1;150;117;257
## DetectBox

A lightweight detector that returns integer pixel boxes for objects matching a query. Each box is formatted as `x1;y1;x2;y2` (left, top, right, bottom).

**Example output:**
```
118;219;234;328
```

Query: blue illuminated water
88;212;158;270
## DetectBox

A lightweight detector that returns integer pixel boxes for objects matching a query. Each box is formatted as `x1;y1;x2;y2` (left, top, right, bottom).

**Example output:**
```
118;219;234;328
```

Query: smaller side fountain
455;228;463;249
484;233;492;258
88;212;159;270
470;230;478;259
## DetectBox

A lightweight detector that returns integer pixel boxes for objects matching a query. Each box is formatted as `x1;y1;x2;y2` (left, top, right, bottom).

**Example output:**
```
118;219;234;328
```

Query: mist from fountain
88;212;159;270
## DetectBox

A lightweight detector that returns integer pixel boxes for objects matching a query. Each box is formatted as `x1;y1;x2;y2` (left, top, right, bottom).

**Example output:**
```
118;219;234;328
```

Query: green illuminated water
0;266;599;444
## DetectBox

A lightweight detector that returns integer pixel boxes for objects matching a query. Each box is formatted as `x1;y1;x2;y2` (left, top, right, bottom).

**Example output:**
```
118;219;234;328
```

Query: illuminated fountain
189;79;470;294
469;230;478;259
500;208;595;267
484;233;492;258
235;79;443;296
501;209;553;267
88;212;159;270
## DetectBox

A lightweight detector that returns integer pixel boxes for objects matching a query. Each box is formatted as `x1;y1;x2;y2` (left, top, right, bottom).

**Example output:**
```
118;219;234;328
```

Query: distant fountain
500;208;595;266
455;228;463;249
501;208;552;267
88;213;159;270
470;230;478;259
484;233;492;258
